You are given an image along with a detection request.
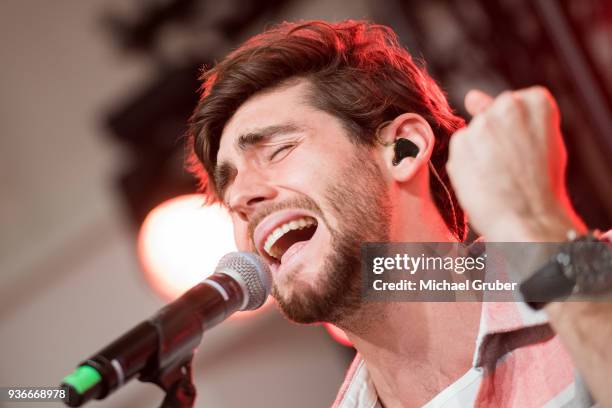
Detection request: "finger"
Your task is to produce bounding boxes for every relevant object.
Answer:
[465,89,494,117]
[520,86,560,127]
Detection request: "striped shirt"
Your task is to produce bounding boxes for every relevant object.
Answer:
[331,234,612,408]
[332,302,593,407]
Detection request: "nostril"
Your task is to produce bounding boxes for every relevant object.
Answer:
[247,196,266,206]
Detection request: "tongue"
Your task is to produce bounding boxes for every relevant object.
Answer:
[280,241,309,264]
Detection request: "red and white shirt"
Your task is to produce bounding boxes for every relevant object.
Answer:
[332,300,592,407]
[331,232,612,408]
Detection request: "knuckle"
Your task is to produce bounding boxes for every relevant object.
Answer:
[470,112,489,130]
[499,90,515,100]
[497,91,515,105]
[527,85,554,107]
[495,91,520,115]
[529,85,551,98]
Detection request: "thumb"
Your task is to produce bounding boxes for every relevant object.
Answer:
[465,89,494,117]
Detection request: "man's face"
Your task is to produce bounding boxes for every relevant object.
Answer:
[216,81,391,324]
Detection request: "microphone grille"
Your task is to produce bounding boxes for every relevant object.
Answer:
[215,252,272,310]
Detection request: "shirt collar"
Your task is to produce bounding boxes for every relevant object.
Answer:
[333,300,552,407]
[333,238,558,407]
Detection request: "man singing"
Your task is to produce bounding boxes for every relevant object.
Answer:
[187,21,610,407]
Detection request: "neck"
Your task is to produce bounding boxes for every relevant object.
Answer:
[390,186,458,243]
[340,198,480,407]
[344,301,480,407]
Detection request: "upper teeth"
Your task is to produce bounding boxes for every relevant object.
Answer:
[263,217,317,259]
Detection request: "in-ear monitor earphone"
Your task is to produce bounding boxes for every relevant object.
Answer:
[392,138,419,166]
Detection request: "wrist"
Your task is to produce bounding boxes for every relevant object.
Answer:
[485,205,586,242]
[545,301,612,327]
[545,300,580,320]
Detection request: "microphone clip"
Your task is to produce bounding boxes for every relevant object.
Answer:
[139,354,197,408]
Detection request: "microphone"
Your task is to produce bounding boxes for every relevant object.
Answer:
[60,252,271,407]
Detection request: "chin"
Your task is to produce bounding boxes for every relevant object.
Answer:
[271,245,363,326]
[271,262,325,319]
[275,258,323,292]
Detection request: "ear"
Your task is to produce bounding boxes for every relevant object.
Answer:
[378,113,435,183]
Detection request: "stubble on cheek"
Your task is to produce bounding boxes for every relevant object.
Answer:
[272,147,391,325]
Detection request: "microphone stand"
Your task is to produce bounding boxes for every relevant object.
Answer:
[138,293,204,408]
[61,253,267,408]
[140,354,197,408]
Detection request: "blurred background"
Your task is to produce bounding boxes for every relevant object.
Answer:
[0,0,610,407]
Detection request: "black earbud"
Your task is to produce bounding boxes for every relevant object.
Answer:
[392,138,419,166]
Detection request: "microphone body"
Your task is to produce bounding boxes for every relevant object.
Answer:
[61,252,270,407]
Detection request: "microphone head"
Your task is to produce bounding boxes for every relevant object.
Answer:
[215,252,272,310]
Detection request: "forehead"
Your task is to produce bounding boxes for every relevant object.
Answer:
[218,81,313,157]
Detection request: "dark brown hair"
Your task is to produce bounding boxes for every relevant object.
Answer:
[187,20,467,240]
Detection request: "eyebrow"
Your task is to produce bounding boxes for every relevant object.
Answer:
[236,123,304,150]
[213,122,305,200]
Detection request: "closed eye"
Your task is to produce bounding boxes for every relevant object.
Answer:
[269,144,296,161]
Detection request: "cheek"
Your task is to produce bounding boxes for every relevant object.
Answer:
[276,148,338,193]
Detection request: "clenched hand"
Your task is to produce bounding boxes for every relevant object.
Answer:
[446,87,586,241]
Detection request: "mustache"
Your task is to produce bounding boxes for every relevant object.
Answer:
[247,195,325,249]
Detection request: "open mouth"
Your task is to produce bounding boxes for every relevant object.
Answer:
[256,215,319,265]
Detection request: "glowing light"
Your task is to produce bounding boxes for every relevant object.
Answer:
[138,194,237,301]
[324,323,353,347]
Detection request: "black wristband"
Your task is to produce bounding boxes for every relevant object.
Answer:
[519,260,575,310]
[520,231,612,310]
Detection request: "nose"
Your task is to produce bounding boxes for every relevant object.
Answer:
[227,169,277,221]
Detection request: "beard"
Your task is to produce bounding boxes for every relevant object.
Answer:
[270,148,391,326]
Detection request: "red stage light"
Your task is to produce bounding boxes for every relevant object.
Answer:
[137,194,274,318]
[138,194,237,300]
